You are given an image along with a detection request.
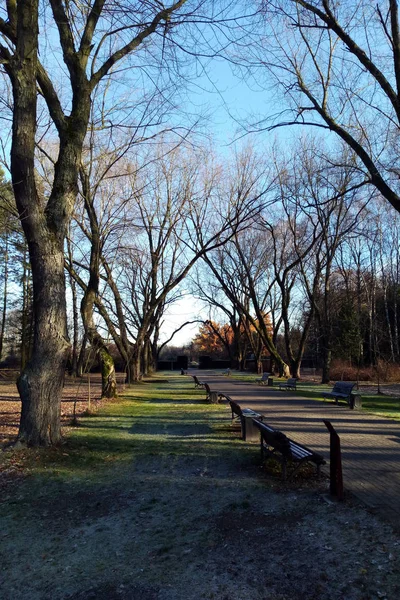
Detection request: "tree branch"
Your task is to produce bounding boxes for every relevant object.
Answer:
[79,0,105,68]
[90,0,187,88]
[295,0,400,121]
[157,319,202,355]
[49,0,79,79]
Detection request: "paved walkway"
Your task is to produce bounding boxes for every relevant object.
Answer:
[194,372,400,527]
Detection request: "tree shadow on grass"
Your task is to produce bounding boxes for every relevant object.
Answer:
[146,398,207,405]
[75,417,224,439]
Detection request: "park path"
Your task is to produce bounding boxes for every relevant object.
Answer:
[194,371,400,526]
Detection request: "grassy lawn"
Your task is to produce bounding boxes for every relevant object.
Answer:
[0,375,228,486]
[1,373,400,600]
[0,374,264,599]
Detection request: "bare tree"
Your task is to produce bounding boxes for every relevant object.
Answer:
[189,264,250,369]
[69,142,265,382]
[200,215,292,375]
[0,0,229,445]
[285,146,369,381]
[248,1,400,213]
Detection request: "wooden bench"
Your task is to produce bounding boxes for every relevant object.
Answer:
[323,381,356,405]
[278,378,297,391]
[255,372,270,385]
[222,368,231,376]
[217,391,231,403]
[0,369,19,380]
[252,419,325,480]
[203,382,227,404]
[228,399,262,441]
[191,374,205,388]
[228,398,261,422]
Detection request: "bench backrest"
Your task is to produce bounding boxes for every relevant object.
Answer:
[331,381,356,395]
[229,399,242,417]
[253,420,325,466]
[256,373,270,381]
[204,382,211,394]
[253,420,292,458]
[193,375,200,385]
[287,378,297,386]
[220,393,232,403]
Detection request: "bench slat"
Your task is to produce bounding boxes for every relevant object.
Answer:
[252,419,325,479]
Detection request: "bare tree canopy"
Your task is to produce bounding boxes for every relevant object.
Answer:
[0,0,252,446]
[238,1,400,213]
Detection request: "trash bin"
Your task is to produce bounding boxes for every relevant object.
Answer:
[209,391,219,404]
[349,392,362,410]
[241,411,262,442]
[267,377,274,387]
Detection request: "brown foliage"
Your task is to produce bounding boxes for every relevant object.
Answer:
[192,322,230,357]
[329,359,400,382]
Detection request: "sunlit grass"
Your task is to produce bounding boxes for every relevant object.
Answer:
[0,373,241,511]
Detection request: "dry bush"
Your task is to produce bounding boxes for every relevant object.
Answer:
[329,359,400,382]
[373,361,400,382]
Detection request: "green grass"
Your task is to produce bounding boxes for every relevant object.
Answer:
[2,369,399,514]
[0,375,271,599]
[349,394,400,419]
[0,374,243,509]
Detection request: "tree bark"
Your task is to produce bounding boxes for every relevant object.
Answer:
[77,333,87,377]
[66,233,79,375]
[17,234,69,445]
[20,246,30,370]
[81,287,117,399]
[8,0,64,445]
[0,233,9,361]
[128,351,142,384]
[129,333,145,382]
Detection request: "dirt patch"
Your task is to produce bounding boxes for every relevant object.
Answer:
[64,583,160,600]
[0,373,126,447]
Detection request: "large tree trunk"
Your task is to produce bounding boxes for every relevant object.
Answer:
[5,0,179,446]
[320,294,332,384]
[128,331,146,382]
[10,3,93,444]
[77,333,88,377]
[9,0,67,445]
[98,346,117,399]
[20,247,31,370]
[321,339,332,384]
[128,351,142,384]
[17,235,69,445]
[81,287,117,399]
[142,339,150,376]
[290,360,301,380]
